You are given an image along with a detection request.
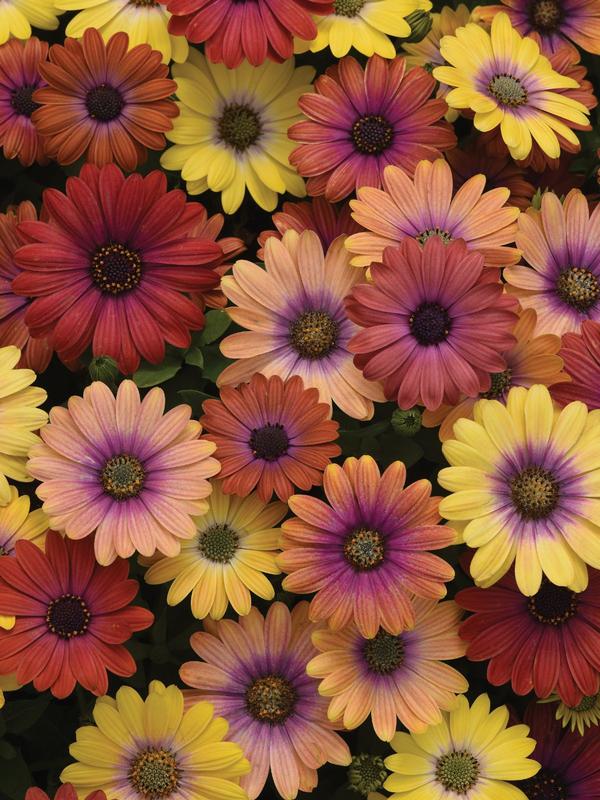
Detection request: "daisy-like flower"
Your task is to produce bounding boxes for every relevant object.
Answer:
[308,597,467,740]
[505,189,600,337]
[61,681,250,800]
[26,787,107,800]
[289,55,455,203]
[542,692,600,735]
[0,531,153,698]
[345,158,521,268]
[0,1,59,45]
[218,231,385,420]
[438,384,600,595]
[553,320,600,408]
[434,12,590,161]
[32,28,178,171]
[161,50,314,214]
[346,238,518,411]
[180,602,351,800]
[201,374,341,502]
[347,755,388,797]
[28,380,220,565]
[56,0,188,64]
[279,455,456,638]
[0,673,19,709]
[12,164,223,376]
[422,307,568,440]
[143,480,285,619]
[384,694,540,799]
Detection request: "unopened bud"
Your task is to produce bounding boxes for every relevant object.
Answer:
[403,10,433,43]
[391,407,422,437]
[89,355,119,386]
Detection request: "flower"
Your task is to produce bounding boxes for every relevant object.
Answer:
[201,374,341,503]
[347,754,388,796]
[279,455,456,638]
[0,530,153,698]
[0,673,19,709]
[26,783,107,800]
[12,163,223,375]
[542,692,600,735]
[0,202,53,372]
[143,480,285,619]
[552,320,600,408]
[61,680,250,800]
[0,344,47,506]
[505,189,600,336]
[346,237,518,411]
[28,380,220,565]
[56,0,188,64]
[434,12,590,161]
[307,597,467,740]
[32,28,178,170]
[345,158,521,268]
[161,50,314,213]
[422,307,569,440]
[383,694,539,798]
[438,384,600,595]
[218,231,385,420]
[180,602,351,800]
[289,55,455,203]
[0,1,59,45]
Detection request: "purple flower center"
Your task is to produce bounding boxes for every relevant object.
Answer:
[289,310,339,360]
[480,369,512,399]
[344,527,385,571]
[352,115,394,155]
[510,466,559,520]
[249,423,289,462]
[435,750,480,794]
[520,768,567,799]
[86,83,125,122]
[530,0,562,32]
[363,629,405,674]
[218,103,262,152]
[556,267,600,312]
[245,674,297,724]
[409,302,451,346]
[101,454,145,500]
[488,75,528,107]
[46,593,91,638]
[198,523,239,563]
[527,580,578,626]
[10,86,39,117]
[129,748,180,798]
[91,243,142,295]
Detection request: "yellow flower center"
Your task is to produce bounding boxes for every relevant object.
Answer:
[289,310,339,360]
[129,749,180,798]
[92,243,142,295]
[435,750,480,794]
[344,528,385,571]
[333,0,365,16]
[527,579,577,626]
[352,115,394,155]
[488,74,528,107]
[245,675,297,724]
[556,267,600,312]
[198,523,239,563]
[510,466,559,519]
[218,103,262,152]
[101,454,146,500]
[46,594,91,639]
[531,0,562,31]
[363,630,405,674]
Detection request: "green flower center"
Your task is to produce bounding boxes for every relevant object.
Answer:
[556,267,600,312]
[289,310,339,360]
[46,593,91,639]
[435,750,480,794]
[481,369,512,399]
[344,528,385,571]
[91,243,142,295]
[416,227,453,245]
[410,302,451,346]
[363,630,405,674]
[218,103,262,152]
[520,768,567,800]
[352,115,394,155]
[510,466,559,520]
[488,74,528,107]
[571,692,599,713]
[101,454,145,500]
[348,754,388,796]
[528,579,578,626]
[198,523,239,563]
[86,83,124,122]
[245,675,297,724]
[10,86,39,117]
[531,0,562,31]
[249,423,289,462]
[129,748,180,798]
[129,0,159,5]
[334,0,365,16]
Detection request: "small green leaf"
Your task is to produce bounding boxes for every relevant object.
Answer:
[133,352,182,388]
[3,695,50,734]
[198,310,231,345]
[184,346,204,369]
[177,389,214,416]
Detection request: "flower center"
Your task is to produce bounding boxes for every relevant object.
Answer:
[10,86,39,117]
[530,0,562,31]
[352,115,394,155]
[245,675,297,724]
[334,0,365,15]
[488,74,528,107]
[128,0,159,6]
[409,302,451,346]
[218,103,262,152]
[101,454,145,500]
[249,423,289,462]
[0,543,11,556]
[572,692,599,712]
[520,768,567,800]
[510,466,559,520]
[556,267,600,312]
[86,84,124,122]
[129,748,180,798]
[481,369,513,399]
[46,593,91,638]
[344,528,385,571]
[348,754,388,796]
[363,629,405,674]
[91,243,142,295]
[289,310,339,360]
[528,579,577,625]
[435,750,480,794]
[198,523,239,563]
[416,227,453,245]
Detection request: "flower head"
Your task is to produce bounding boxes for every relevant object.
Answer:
[347,754,388,796]
[25,786,107,800]
[552,320,600,408]
[542,692,600,735]
[0,1,59,45]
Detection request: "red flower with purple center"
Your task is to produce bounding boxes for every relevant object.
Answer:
[553,319,600,409]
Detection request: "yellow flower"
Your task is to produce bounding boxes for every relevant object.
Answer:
[0,674,20,709]
[55,0,188,64]
[0,0,60,45]
[161,51,313,214]
[384,694,539,799]
[142,480,285,619]
[541,693,600,736]
[61,680,250,800]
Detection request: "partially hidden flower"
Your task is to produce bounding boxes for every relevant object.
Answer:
[25,785,108,800]
[0,1,60,46]
[552,319,600,408]
[541,692,600,736]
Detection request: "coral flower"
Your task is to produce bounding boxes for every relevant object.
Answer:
[439,384,600,595]
[180,602,351,800]
[26,786,107,800]
[0,1,59,45]
[289,55,455,203]
[553,320,600,408]
[218,231,385,420]
[346,237,518,411]
[0,531,153,698]
[28,380,220,565]
[279,455,456,638]
[346,158,521,268]
[201,373,341,503]
[308,597,467,740]
[543,692,600,735]
[12,164,223,375]
[32,28,178,170]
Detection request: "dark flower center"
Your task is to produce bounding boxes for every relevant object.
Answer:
[129,748,180,798]
[128,0,159,6]
[0,543,11,556]
[572,692,599,712]
[344,527,385,571]
[249,423,289,462]
[198,523,239,563]
[101,454,145,500]
[246,674,297,724]
[348,754,388,796]
[520,768,567,800]
[86,84,125,122]
[556,267,600,312]
[435,751,480,794]
[334,0,365,15]
[10,86,39,117]
[363,629,405,674]
[510,466,559,520]
[46,593,91,638]
[416,227,453,245]
[528,579,577,625]
[352,115,394,155]
[218,103,262,152]
[410,302,451,346]
[530,0,562,31]
[488,75,528,107]
[91,243,142,295]
[289,310,339,359]
[481,369,513,399]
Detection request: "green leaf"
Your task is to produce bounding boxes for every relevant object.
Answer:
[177,389,214,416]
[3,695,50,734]
[133,352,182,388]
[184,346,204,369]
[0,750,31,800]
[197,310,231,345]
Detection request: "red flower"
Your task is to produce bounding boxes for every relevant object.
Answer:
[552,320,600,409]
[26,786,108,800]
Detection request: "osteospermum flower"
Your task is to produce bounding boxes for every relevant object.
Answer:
[61,681,250,800]
[143,480,285,619]
[347,755,388,797]
[543,692,600,735]
[505,189,600,336]
[26,787,107,800]
[434,13,590,161]
[13,164,223,375]
[161,50,313,213]
[32,29,178,171]
[0,531,153,698]
[279,455,456,638]
[308,597,467,740]
[384,694,539,798]
[553,320,600,408]
[0,673,18,709]
[345,158,521,268]
[180,602,351,800]
[346,238,518,411]
[289,55,455,202]
[201,374,341,502]
[438,384,600,595]
[0,1,59,45]
[28,380,220,565]
[218,231,385,420]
